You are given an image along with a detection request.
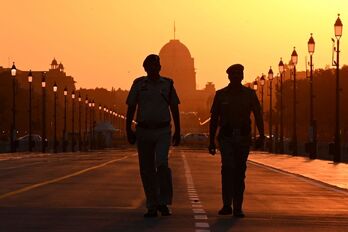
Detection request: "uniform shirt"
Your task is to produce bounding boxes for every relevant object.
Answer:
[126,76,180,124]
[210,83,261,134]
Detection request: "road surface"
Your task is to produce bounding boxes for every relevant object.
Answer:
[0,148,347,231]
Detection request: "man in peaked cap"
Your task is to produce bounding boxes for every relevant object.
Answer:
[209,64,264,218]
[126,54,181,218]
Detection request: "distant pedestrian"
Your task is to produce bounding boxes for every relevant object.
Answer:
[126,54,181,218]
[208,64,264,218]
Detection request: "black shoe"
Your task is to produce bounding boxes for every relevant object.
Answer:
[233,210,245,218]
[218,206,232,215]
[157,205,172,216]
[144,209,158,218]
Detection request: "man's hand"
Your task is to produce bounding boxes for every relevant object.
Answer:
[126,129,136,145]
[172,131,180,146]
[208,143,216,155]
[254,135,265,149]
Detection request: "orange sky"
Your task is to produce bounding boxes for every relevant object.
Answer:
[0,0,347,90]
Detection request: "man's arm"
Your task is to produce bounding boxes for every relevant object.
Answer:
[126,105,136,144]
[251,91,264,137]
[170,103,180,146]
[209,93,219,155]
[251,91,265,148]
[126,105,136,131]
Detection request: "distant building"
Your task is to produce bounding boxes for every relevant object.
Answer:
[159,39,215,114]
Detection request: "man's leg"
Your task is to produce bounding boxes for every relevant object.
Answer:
[137,135,158,214]
[218,137,234,215]
[155,128,172,215]
[232,146,249,217]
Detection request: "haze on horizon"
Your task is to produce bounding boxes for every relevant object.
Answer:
[0,0,347,91]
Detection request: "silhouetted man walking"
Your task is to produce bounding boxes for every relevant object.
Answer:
[209,64,264,218]
[126,54,181,217]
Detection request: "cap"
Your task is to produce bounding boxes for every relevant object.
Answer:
[226,64,244,75]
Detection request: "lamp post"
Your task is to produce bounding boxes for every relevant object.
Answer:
[89,102,92,150]
[71,90,75,152]
[53,83,58,153]
[28,70,33,152]
[41,72,46,153]
[268,67,274,153]
[260,74,265,116]
[85,97,89,151]
[333,14,343,162]
[63,87,68,152]
[308,33,317,159]
[332,14,343,161]
[91,100,95,150]
[10,62,17,153]
[78,93,82,151]
[99,105,102,122]
[291,47,298,155]
[253,80,258,142]
[278,58,285,154]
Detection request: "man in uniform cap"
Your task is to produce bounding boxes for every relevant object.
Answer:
[126,54,181,218]
[209,63,264,218]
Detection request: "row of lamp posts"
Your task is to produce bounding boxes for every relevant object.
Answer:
[253,14,343,162]
[9,66,127,153]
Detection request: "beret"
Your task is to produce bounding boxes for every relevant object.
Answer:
[226,64,244,74]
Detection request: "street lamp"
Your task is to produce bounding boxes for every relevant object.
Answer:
[91,100,95,149]
[291,47,298,155]
[278,58,285,154]
[268,67,274,153]
[308,33,317,159]
[252,80,258,142]
[78,93,82,151]
[268,67,273,153]
[41,72,46,153]
[333,14,343,162]
[63,87,68,152]
[28,70,33,152]
[10,62,17,153]
[99,104,102,122]
[53,82,58,153]
[71,90,75,152]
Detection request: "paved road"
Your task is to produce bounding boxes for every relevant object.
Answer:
[0,148,347,232]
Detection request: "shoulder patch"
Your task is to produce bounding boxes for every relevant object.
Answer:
[162,76,173,83]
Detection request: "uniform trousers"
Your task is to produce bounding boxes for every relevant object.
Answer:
[218,135,250,211]
[136,126,173,210]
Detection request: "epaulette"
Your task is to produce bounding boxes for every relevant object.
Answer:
[133,76,146,84]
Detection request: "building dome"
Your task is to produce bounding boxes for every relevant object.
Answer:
[159,39,196,98]
[51,58,58,66]
[58,62,64,70]
[160,39,192,60]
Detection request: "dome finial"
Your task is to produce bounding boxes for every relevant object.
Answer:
[174,20,176,40]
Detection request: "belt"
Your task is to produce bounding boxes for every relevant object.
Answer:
[137,121,170,129]
[220,126,250,136]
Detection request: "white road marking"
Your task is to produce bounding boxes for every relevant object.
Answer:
[182,153,211,232]
[195,222,210,228]
[194,215,208,220]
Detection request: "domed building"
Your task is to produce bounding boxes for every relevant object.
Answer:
[159,39,215,126]
[159,39,196,98]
